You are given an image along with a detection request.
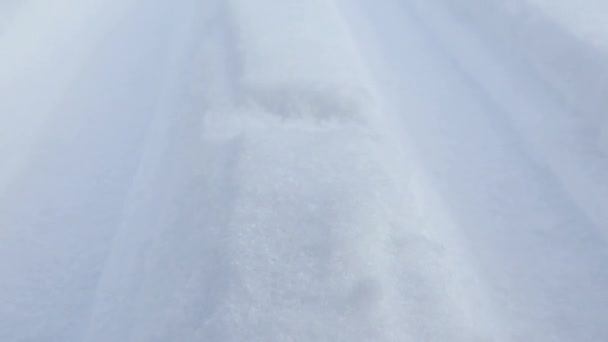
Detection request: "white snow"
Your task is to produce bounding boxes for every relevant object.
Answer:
[529,0,608,50]
[0,0,607,341]
[227,0,370,120]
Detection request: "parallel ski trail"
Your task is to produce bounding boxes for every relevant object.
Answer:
[0,1,190,340]
[342,0,608,340]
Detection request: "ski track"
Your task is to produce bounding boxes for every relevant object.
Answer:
[0,0,607,341]
[342,0,608,340]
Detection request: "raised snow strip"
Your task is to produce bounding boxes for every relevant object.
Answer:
[226,0,371,121]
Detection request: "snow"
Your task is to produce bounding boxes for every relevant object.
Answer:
[0,0,607,341]
[227,0,370,121]
[529,0,608,50]
[425,0,608,236]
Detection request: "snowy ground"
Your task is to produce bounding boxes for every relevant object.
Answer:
[1,0,607,341]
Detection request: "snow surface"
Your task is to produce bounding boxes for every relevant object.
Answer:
[0,0,607,341]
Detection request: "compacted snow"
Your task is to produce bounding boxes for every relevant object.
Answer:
[1,0,607,341]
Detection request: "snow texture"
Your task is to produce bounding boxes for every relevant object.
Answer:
[0,0,607,341]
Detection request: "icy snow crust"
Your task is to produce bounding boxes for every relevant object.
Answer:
[0,0,607,341]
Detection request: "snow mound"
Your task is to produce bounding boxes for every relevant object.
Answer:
[228,0,371,120]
